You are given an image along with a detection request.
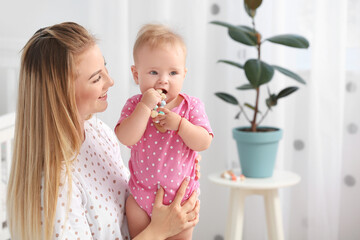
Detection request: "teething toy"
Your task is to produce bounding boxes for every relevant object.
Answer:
[220,170,246,182]
[151,89,167,118]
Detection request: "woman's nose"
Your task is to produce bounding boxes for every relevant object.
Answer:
[105,72,114,87]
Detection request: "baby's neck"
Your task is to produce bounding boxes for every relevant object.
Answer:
[165,94,184,110]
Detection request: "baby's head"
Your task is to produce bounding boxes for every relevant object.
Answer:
[132,24,188,102]
[133,24,187,64]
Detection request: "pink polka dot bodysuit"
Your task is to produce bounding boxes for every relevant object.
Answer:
[117,93,213,216]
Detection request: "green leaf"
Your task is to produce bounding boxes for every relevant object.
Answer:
[228,25,257,46]
[273,65,306,84]
[215,92,239,105]
[266,94,278,108]
[244,103,255,110]
[210,20,237,29]
[244,2,256,18]
[245,0,262,10]
[237,84,254,90]
[244,59,274,87]
[235,110,242,119]
[218,60,244,69]
[210,21,257,46]
[265,34,309,48]
[244,103,262,114]
[277,86,299,99]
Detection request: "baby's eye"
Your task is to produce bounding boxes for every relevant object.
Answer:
[150,71,158,75]
[169,71,178,76]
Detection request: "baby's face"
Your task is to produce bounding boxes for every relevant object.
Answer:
[132,43,187,103]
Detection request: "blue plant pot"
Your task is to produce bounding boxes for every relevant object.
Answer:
[232,126,283,178]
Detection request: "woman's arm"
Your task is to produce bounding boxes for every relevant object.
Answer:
[133,177,200,240]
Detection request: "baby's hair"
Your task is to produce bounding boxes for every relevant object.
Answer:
[133,24,187,62]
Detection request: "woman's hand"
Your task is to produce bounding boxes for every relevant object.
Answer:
[135,177,200,240]
[195,154,201,180]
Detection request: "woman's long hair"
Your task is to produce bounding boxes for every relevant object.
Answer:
[6,22,95,240]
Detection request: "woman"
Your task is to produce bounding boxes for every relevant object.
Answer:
[6,22,199,240]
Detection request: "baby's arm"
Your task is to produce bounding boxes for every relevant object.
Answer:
[177,117,213,151]
[154,108,212,151]
[116,89,163,146]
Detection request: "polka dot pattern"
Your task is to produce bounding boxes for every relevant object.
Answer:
[211,3,220,15]
[118,93,213,216]
[294,139,305,151]
[347,123,358,134]
[344,174,356,187]
[346,81,356,93]
[42,117,130,239]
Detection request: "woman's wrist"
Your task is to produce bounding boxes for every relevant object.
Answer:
[133,222,166,240]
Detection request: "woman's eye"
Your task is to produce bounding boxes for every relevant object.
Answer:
[150,71,157,75]
[170,71,177,76]
[93,75,101,83]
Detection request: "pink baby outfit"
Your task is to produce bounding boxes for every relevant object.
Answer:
[117,93,213,216]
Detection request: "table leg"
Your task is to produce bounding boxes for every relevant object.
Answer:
[225,189,246,240]
[264,189,284,240]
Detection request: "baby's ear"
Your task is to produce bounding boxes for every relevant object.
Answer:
[131,65,139,84]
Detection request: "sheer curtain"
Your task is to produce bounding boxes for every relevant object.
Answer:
[203,0,356,239]
[306,0,346,239]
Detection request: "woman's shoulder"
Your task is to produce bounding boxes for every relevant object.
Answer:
[84,116,119,147]
[86,116,117,135]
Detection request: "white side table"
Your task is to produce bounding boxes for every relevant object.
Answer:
[208,170,300,240]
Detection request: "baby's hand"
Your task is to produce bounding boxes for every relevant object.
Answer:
[153,108,181,131]
[141,88,162,110]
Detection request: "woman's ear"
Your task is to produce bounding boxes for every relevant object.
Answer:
[131,65,139,84]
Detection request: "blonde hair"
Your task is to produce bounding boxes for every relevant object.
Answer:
[133,24,187,62]
[6,22,95,240]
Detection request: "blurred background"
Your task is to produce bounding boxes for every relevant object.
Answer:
[1,0,359,239]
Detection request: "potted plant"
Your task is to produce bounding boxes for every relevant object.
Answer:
[211,0,309,178]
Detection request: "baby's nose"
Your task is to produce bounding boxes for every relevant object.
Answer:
[158,74,169,84]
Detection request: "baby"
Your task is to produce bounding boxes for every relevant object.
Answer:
[115,24,213,239]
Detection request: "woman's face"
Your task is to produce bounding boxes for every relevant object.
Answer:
[75,44,113,121]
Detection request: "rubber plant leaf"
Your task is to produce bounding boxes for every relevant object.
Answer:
[237,84,255,90]
[210,21,257,46]
[245,0,262,10]
[266,94,278,109]
[276,86,299,99]
[235,110,242,119]
[265,34,310,48]
[218,60,244,69]
[273,65,306,84]
[244,59,274,87]
[228,25,257,46]
[215,92,239,105]
[244,2,256,18]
